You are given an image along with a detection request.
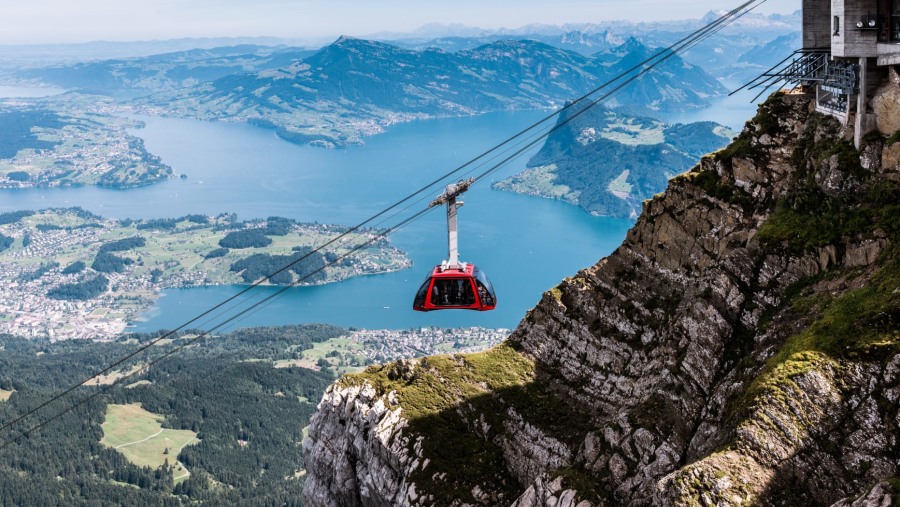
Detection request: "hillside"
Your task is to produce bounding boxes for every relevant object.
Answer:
[0,325,342,505]
[0,101,172,189]
[493,104,734,218]
[302,90,900,505]
[142,37,726,148]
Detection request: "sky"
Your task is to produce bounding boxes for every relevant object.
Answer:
[0,0,800,45]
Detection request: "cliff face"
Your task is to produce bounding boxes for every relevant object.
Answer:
[302,91,900,506]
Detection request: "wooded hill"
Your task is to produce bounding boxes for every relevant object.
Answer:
[0,324,344,506]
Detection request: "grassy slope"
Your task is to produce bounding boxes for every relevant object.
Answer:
[101,403,197,481]
[342,343,599,504]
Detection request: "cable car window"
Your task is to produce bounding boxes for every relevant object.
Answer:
[413,278,430,309]
[476,281,494,306]
[474,268,495,294]
[432,278,475,306]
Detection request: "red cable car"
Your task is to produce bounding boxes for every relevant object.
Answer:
[413,178,497,312]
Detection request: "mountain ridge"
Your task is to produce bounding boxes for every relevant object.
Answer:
[493,104,734,218]
[141,37,726,148]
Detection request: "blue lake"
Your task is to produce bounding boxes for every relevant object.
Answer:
[0,82,760,331]
[0,110,636,331]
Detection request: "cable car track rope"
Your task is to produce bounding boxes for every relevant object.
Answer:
[0,0,767,451]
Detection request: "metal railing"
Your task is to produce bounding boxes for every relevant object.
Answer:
[731,49,859,102]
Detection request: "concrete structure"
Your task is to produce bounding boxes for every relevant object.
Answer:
[803,0,900,145]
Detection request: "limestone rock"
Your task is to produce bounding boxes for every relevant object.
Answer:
[883,142,900,173]
[872,82,900,135]
[830,481,897,507]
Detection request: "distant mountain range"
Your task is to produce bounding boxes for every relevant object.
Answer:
[369,10,799,42]
[494,103,733,218]
[138,37,726,147]
[5,10,800,149]
[19,45,316,98]
[382,11,800,83]
[0,37,320,69]
[2,10,799,83]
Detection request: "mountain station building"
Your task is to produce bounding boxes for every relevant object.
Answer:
[800,0,900,145]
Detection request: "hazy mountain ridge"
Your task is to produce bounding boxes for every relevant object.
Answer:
[373,10,799,42]
[17,45,316,98]
[380,10,800,79]
[140,37,726,148]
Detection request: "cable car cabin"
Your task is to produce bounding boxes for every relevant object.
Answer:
[413,178,497,311]
[413,263,497,311]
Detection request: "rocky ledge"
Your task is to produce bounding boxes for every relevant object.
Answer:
[303,90,900,506]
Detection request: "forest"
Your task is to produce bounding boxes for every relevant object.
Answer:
[218,228,273,249]
[0,233,12,252]
[98,236,147,253]
[0,324,345,506]
[45,275,109,300]
[0,210,34,225]
[91,252,134,273]
[230,247,327,284]
[0,109,65,159]
[135,214,209,231]
[62,260,87,274]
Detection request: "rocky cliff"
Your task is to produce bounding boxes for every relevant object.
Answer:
[302,90,900,506]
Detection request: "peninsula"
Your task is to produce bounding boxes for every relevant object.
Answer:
[0,209,410,340]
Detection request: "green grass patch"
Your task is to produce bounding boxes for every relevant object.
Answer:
[757,181,899,253]
[553,466,608,504]
[101,403,166,448]
[718,134,762,160]
[285,336,364,374]
[342,344,533,504]
[816,139,867,180]
[600,119,665,145]
[716,93,796,162]
[887,130,900,146]
[886,477,900,504]
[677,167,753,208]
[607,169,632,197]
[124,380,153,389]
[101,403,197,475]
[736,257,900,419]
